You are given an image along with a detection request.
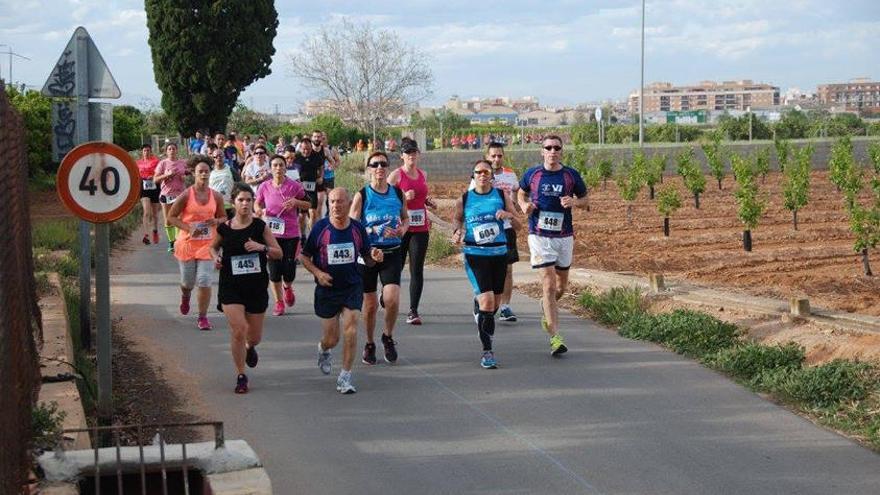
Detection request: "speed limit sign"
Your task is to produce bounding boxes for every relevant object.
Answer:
[56,142,140,223]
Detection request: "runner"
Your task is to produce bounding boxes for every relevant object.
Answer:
[312,130,339,217]
[167,156,227,331]
[388,138,436,325]
[452,160,516,368]
[207,145,235,218]
[294,137,324,233]
[136,143,161,245]
[210,183,282,394]
[300,188,385,394]
[153,143,188,252]
[349,151,409,365]
[517,135,587,356]
[255,155,310,316]
[242,144,271,187]
[468,142,522,322]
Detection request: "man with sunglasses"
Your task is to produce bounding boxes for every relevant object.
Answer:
[242,144,271,186]
[517,135,587,356]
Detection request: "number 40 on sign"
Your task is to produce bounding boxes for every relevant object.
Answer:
[56,141,141,223]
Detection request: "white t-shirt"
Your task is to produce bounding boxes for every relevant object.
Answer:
[243,161,269,183]
[209,167,235,205]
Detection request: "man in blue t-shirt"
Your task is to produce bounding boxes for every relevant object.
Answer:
[517,135,588,357]
[301,188,384,394]
[189,131,204,155]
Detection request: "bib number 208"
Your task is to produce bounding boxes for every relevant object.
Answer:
[79,165,120,196]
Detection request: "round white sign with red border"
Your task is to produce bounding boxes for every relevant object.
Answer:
[56,141,140,223]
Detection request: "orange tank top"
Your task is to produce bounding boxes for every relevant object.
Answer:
[174,187,220,261]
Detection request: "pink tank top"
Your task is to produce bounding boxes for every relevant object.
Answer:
[397,168,430,233]
[174,187,220,261]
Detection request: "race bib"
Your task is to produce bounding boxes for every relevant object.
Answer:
[142,179,157,191]
[164,194,177,203]
[473,222,500,245]
[538,211,564,232]
[408,209,426,227]
[231,253,260,275]
[266,216,285,235]
[190,222,213,241]
[328,242,355,265]
[285,169,300,181]
[303,181,316,192]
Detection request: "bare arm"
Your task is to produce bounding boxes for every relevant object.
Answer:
[260,224,283,261]
[451,196,464,244]
[349,192,363,220]
[299,252,333,287]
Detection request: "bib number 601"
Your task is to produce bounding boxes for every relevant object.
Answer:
[79,165,120,196]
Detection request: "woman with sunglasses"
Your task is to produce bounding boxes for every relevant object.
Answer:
[388,138,436,325]
[208,143,235,218]
[242,144,271,187]
[255,154,311,316]
[452,160,517,369]
[349,151,409,366]
[210,183,282,394]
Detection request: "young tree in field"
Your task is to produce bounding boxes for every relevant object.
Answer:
[754,146,771,183]
[829,136,855,193]
[782,144,813,230]
[676,147,706,208]
[145,1,278,133]
[774,137,791,173]
[563,142,589,176]
[657,186,682,237]
[288,19,433,139]
[581,166,602,212]
[616,156,645,225]
[652,153,669,183]
[644,152,663,199]
[594,153,614,190]
[731,155,766,251]
[842,145,879,275]
[701,134,726,190]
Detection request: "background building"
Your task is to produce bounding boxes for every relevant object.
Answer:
[629,80,780,115]
[817,78,880,115]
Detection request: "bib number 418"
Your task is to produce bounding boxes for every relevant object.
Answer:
[79,165,120,196]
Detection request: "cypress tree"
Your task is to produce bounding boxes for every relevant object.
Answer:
[145,1,278,133]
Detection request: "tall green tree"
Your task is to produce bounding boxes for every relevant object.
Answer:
[145,1,278,134]
[113,105,147,151]
[7,87,52,177]
[701,134,725,190]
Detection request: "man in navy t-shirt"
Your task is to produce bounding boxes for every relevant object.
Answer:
[300,188,384,394]
[517,134,587,357]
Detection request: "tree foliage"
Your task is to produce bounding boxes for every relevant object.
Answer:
[701,134,725,190]
[731,155,766,231]
[782,144,812,230]
[657,186,682,218]
[7,87,53,177]
[718,113,771,141]
[113,105,147,151]
[676,147,706,208]
[289,19,433,133]
[145,1,278,134]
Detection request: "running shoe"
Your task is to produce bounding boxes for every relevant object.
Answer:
[180,294,191,316]
[362,342,377,365]
[406,310,422,325]
[381,334,398,363]
[234,374,248,394]
[318,343,332,375]
[336,371,357,394]
[142,234,150,245]
[152,230,160,244]
[167,241,174,253]
[473,298,480,324]
[197,315,212,331]
[246,345,258,368]
[550,334,568,356]
[480,351,497,369]
[272,300,284,316]
[283,286,295,307]
[499,306,517,322]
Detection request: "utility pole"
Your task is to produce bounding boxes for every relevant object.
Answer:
[0,45,31,87]
[638,0,646,147]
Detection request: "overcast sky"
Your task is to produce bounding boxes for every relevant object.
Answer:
[1,0,878,113]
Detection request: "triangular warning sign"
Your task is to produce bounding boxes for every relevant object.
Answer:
[41,26,121,99]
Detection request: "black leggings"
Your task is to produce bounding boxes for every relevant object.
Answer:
[401,231,429,312]
[268,237,299,284]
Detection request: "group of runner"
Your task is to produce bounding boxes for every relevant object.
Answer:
[137,132,586,395]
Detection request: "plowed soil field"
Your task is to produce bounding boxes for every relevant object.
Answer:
[431,170,880,317]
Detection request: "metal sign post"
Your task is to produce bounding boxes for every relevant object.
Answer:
[43,26,122,424]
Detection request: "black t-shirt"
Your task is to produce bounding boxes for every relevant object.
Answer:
[295,153,323,182]
[218,218,268,283]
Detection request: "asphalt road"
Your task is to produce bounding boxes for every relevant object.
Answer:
[111,238,880,495]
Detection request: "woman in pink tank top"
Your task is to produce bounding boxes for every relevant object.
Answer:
[168,157,227,331]
[388,138,437,325]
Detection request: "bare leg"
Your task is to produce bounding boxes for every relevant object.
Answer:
[382,284,400,337]
[140,198,153,236]
[555,269,569,301]
[362,292,378,343]
[320,315,341,351]
[245,312,265,348]
[540,266,559,336]
[340,308,360,371]
[270,281,283,303]
[223,304,249,374]
[197,287,211,315]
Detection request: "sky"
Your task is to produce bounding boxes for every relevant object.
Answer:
[1,0,879,114]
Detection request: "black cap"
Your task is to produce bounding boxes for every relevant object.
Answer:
[401,140,419,154]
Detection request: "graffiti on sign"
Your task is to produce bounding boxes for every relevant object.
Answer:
[45,50,76,97]
[51,101,76,162]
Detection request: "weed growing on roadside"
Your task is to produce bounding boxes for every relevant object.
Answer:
[426,227,457,263]
[620,309,739,358]
[578,286,645,326]
[32,401,67,452]
[757,359,876,409]
[705,342,805,383]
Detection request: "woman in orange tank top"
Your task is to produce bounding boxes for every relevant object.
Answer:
[168,156,227,330]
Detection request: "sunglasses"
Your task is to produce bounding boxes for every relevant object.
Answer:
[543,145,563,151]
[254,151,266,155]
[473,169,492,176]
[368,161,389,168]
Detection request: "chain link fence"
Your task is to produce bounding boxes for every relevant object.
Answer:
[0,86,43,494]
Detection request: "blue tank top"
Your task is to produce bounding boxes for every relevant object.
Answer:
[361,185,403,249]
[462,188,508,257]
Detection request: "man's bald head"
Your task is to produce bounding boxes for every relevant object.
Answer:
[328,187,351,220]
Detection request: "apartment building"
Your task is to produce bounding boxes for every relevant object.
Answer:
[817,78,880,115]
[629,80,780,115]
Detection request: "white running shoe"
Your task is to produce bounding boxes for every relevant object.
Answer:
[318,343,332,375]
[336,371,357,394]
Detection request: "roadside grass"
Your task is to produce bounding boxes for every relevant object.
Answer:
[426,228,457,264]
[576,285,880,451]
